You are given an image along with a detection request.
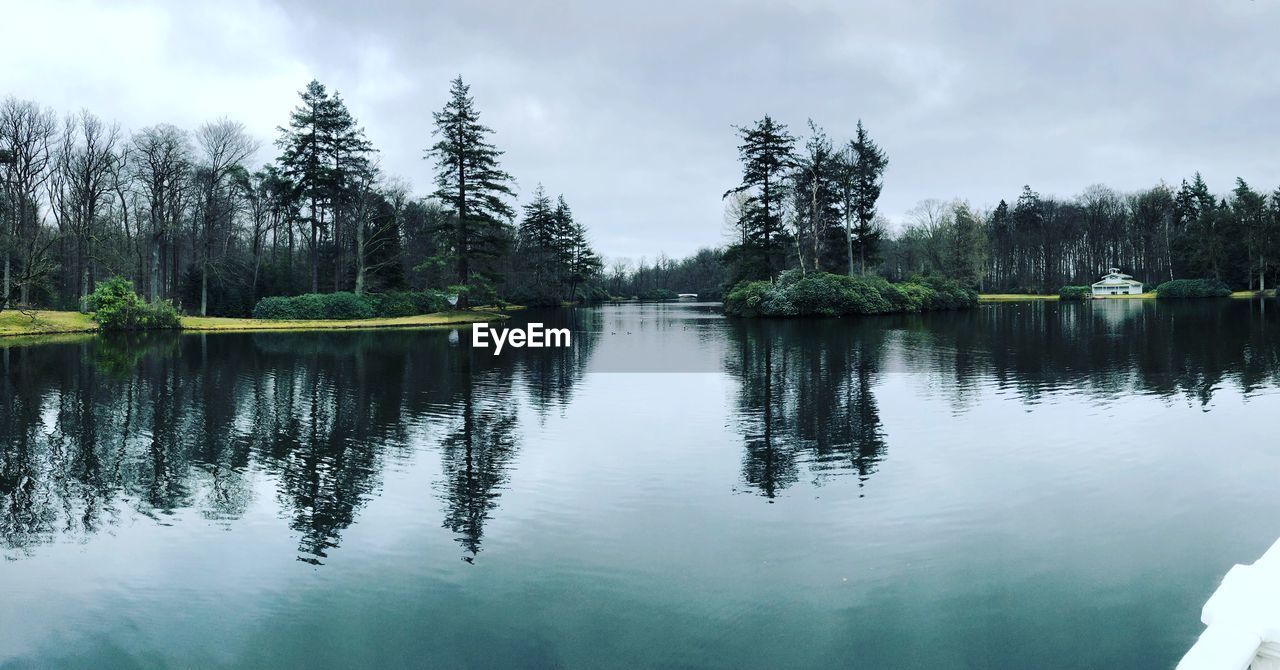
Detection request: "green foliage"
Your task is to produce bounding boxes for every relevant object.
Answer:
[725,115,797,280]
[322,292,374,320]
[251,296,297,320]
[722,280,773,318]
[638,287,678,301]
[365,290,451,317]
[1059,286,1092,300]
[86,276,181,330]
[251,290,451,320]
[1155,278,1232,299]
[723,270,977,318]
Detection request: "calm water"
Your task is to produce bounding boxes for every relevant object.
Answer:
[2,300,1279,668]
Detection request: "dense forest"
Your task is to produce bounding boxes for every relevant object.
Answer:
[0,77,605,316]
[719,115,1280,294]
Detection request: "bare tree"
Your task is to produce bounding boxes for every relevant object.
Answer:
[0,97,57,309]
[194,118,258,315]
[48,110,121,307]
[131,124,192,301]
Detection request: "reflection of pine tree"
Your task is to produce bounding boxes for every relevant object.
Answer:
[439,353,519,559]
[736,337,798,499]
[728,321,887,498]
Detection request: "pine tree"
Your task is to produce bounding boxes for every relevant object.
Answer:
[326,92,375,292]
[845,120,888,275]
[559,198,601,302]
[426,77,515,307]
[724,115,795,281]
[516,184,558,298]
[277,80,335,293]
[793,120,842,273]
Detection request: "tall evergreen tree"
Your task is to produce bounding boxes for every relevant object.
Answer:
[516,184,559,299]
[425,76,515,307]
[325,92,375,292]
[724,115,795,282]
[277,80,335,293]
[558,197,601,301]
[1233,178,1270,291]
[844,120,889,275]
[793,120,842,273]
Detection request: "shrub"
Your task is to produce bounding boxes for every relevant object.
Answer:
[251,290,454,321]
[723,270,976,318]
[252,296,297,320]
[638,287,678,301]
[1059,285,1092,301]
[322,292,374,320]
[722,280,772,317]
[912,275,979,310]
[364,290,451,317]
[86,276,181,331]
[1155,278,1231,299]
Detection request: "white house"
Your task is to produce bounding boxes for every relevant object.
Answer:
[1091,268,1144,296]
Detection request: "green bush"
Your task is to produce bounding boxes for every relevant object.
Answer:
[252,296,297,320]
[86,276,181,331]
[251,290,453,321]
[1059,285,1092,301]
[723,271,976,318]
[722,280,773,317]
[1155,278,1231,299]
[321,292,374,320]
[638,287,678,301]
[364,290,451,317]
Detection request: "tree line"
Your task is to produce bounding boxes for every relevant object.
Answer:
[0,77,605,315]
[702,113,1279,295]
[882,176,1280,293]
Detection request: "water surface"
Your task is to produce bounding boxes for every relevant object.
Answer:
[2,300,1278,668]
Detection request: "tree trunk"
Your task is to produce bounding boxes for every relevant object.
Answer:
[456,161,469,309]
[310,220,318,293]
[354,217,365,296]
[200,260,208,316]
[150,237,161,303]
[844,207,855,277]
[2,251,9,309]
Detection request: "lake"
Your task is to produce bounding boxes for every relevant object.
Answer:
[2,299,1278,668]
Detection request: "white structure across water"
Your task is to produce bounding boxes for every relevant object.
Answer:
[1092,268,1144,296]
[1179,537,1280,669]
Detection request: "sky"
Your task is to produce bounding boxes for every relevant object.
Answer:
[3,0,1280,263]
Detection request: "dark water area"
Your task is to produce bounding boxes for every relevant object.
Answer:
[2,299,1278,668]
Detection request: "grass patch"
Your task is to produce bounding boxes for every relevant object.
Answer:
[0,310,99,336]
[979,294,1060,302]
[179,310,505,332]
[1,309,506,339]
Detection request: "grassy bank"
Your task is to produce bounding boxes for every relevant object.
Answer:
[980,292,1160,301]
[0,309,505,339]
[979,294,1060,302]
[982,290,1276,302]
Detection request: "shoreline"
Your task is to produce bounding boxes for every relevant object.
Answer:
[980,290,1276,302]
[0,309,506,341]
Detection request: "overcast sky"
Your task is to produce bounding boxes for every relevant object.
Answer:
[3,0,1279,262]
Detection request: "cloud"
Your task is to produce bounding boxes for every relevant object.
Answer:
[5,0,1280,261]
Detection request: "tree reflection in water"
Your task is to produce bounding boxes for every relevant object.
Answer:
[2,300,1278,559]
[0,325,594,564]
[726,319,888,499]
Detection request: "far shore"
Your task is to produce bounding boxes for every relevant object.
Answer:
[0,309,506,340]
[979,290,1275,302]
